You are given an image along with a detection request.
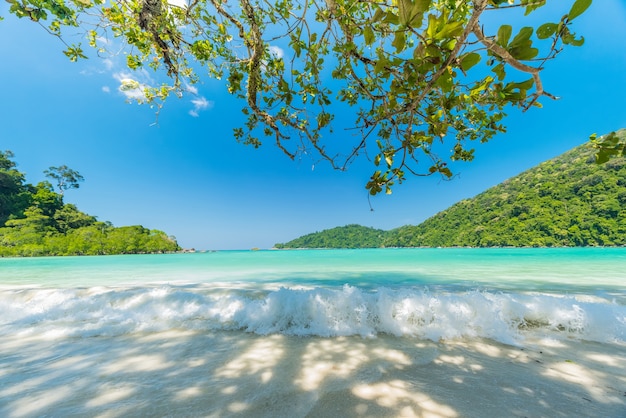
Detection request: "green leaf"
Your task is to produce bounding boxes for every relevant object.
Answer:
[426,13,438,39]
[372,8,385,23]
[509,27,533,50]
[496,25,512,47]
[278,78,289,92]
[595,150,611,164]
[88,30,98,47]
[317,112,332,128]
[392,31,406,53]
[190,40,214,61]
[524,0,546,15]
[398,0,413,26]
[564,34,585,46]
[126,54,142,69]
[374,56,388,74]
[410,0,431,26]
[435,21,464,41]
[492,63,505,81]
[436,69,453,92]
[292,42,301,57]
[364,26,375,46]
[63,44,88,62]
[536,23,557,39]
[460,52,481,71]
[385,10,399,26]
[508,27,538,60]
[398,0,430,27]
[515,78,534,90]
[591,131,626,163]
[569,0,592,21]
[503,78,534,100]
[510,45,539,60]
[439,167,452,178]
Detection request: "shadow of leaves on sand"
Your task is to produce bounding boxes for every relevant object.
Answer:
[1,330,625,418]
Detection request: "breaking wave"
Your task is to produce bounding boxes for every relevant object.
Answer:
[2,284,624,345]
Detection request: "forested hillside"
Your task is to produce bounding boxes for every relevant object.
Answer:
[0,151,180,256]
[277,131,626,248]
[386,135,626,247]
[275,224,387,249]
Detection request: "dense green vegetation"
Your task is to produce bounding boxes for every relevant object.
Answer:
[0,151,180,256]
[276,132,626,248]
[275,224,387,249]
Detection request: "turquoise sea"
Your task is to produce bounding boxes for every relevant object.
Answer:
[1,248,625,417]
[2,248,624,342]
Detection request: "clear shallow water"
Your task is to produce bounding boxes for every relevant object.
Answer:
[1,248,625,345]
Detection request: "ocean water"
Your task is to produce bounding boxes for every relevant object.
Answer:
[2,248,624,344]
[1,248,625,417]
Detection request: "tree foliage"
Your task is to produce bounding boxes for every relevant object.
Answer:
[277,131,626,248]
[4,0,592,193]
[44,165,85,196]
[0,151,180,256]
[0,150,31,225]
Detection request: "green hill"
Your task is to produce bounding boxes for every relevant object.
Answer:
[387,133,626,247]
[274,224,388,249]
[277,131,626,248]
[0,151,180,256]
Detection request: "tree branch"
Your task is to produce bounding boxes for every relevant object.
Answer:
[471,22,558,110]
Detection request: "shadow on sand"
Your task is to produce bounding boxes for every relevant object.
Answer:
[1,329,625,417]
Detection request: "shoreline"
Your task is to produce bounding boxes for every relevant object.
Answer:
[2,331,625,417]
[3,245,626,258]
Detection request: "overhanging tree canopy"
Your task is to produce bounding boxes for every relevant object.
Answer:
[5,0,593,193]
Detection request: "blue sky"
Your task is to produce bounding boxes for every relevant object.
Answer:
[1,1,625,250]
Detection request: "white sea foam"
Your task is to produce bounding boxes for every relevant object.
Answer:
[1,285,624,345]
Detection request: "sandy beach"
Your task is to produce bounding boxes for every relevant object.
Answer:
[1,330,625,417]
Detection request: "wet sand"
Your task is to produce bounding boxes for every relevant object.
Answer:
[1,330,625,417]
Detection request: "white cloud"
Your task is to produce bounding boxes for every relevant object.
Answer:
[167,0,188,8]
[269,45,284,59]
[103,58,114,71]
[102,86,111,93]
[79,56,115,76]
[189,96,214,117]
